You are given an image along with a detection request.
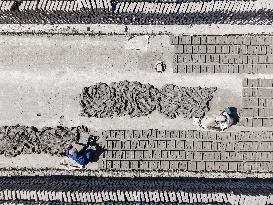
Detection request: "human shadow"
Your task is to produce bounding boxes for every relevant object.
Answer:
[87,135,107,163]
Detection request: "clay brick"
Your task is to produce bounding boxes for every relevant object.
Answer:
[178,36,191,44]
[149,161,160,170]
[161,150,169,159]
[258,108,273,117]
[228,162,238,171]
[259,79,273,87]
[169,151,179,159]
[239,108,258,118]
[157,130,166,138]
[206,45,216,54]
[262,118,273,127]
[196,161,206,171]
[133,130,142,139]
[175,45,183,53]
[177,64,187,73]
[205,161,214,171]
[230,45,241,54]
[257,88,273,97]
[169,161,179,169]
[183,45,193,53]
[142,129,157,139]
[242,97,259,108]
[192,45,206,53]
[135,151,143,159]
[185,141,194,150]
[185,151,194,160]
[191,36,201,45]
[125,151,134,159]
[242,78,248,87]
[187,161,197,171]
[139,161,149,170]
[160,161,169,170]
[214,162,228,171]
[248,78,260,87]
[192,65,201,73]
[112,161,121,169]
[177,161,187,170]
[242,88,253,97]
[206,36,217,44]
[170,35,179,45]
[129,160,139,169]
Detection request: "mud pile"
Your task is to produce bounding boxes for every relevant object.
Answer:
[158,84,217,119]
[80,81,217,119]
[80,81,159,118]
[0,125,85,157]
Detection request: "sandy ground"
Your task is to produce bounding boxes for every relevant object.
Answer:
[0,34,273,171]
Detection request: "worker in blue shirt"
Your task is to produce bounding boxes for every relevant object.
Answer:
[61,143,93,169]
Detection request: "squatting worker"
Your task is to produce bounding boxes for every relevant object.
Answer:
[60,143,93,169]
[207,108,234,132]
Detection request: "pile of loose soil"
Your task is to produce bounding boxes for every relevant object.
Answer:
[0,125,85,157]
[80,81,159,118]
[80,81,217,119]
[158,84,217,119]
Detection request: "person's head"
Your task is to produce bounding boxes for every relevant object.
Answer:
[64,143,73,151]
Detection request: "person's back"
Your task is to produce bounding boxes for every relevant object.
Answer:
[65,144,92,167]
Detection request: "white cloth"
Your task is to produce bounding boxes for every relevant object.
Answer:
[219,112,234,130]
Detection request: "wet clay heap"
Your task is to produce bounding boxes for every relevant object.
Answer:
[80,81,217,119]
[0,125,88,157]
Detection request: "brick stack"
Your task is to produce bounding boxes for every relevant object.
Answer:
[0,0,273,24]
[240,78,273,127]
[99,130,273,172]
[0,176,272,204]
[172,35,273,73]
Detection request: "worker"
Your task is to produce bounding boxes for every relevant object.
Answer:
[207,107,234,132]
[60,141,95,169]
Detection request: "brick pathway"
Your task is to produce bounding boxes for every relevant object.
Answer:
[98,130,273,172]
[172,35,273,73]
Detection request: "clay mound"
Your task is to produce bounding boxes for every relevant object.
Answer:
[0,125,40,157]
[80,80,160,118]
[39,126,80,156]
[80,81,217,119]
[158,85,217,119]
[0,125,85,157]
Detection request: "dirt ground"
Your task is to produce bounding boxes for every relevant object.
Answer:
[0,34,272,171]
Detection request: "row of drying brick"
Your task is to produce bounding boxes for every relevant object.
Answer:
[238,118,273,127]
[0,0,111,11]
[175,44,273,55]
[106,150,273,161]
[104,140,273,151]
[242,88,273,97]
[239,108,273,118]
[101,130,273,141]
[171,35,273,46]
[100,160,273,172]
[243,78,273,87]
[175,54,273,64]
[0,188,270,204]
[242,97,273,108]
[174,64,273,74]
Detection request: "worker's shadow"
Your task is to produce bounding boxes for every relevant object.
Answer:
[87,136,107,163]
[229,107,240,125]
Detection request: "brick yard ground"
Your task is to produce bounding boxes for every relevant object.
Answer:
[1,33,273,176]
